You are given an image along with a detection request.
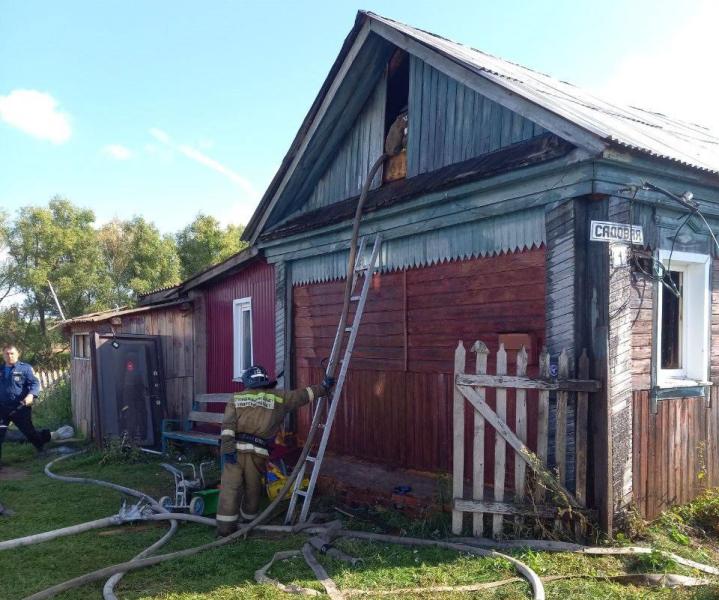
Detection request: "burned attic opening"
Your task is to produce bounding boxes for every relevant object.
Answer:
[383,49,409,183]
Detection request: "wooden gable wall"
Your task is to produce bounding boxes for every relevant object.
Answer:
[407,56,545,176]
[304,75,386,212]
[286,51,548,222]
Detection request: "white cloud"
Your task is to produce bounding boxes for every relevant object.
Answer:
[149,127,171,144]
[103,144,133,160]
[0,89,71,143]
[594,1,719,134]
[148,126,258,198]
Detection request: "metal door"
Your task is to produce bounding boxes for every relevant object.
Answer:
[94,335,164,446]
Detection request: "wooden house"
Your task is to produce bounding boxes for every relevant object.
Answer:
[63,248,276,445]
[242,11,719,531]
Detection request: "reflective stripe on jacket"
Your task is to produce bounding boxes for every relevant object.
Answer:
[220,384,326,456]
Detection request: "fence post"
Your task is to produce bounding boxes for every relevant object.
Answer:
[452,341,466,535]
[536,348,550,501]
[556,350,569,486]
[515,346,528,532]
[493,343,507,539]
[471,340,489,536]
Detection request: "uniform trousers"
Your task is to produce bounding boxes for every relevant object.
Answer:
[0,405,51,460]
[216,452,266,536]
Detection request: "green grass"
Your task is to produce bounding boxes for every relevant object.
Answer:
[1,442,719,599]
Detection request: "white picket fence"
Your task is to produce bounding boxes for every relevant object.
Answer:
[452,341,600,538]
[36,369,69,393]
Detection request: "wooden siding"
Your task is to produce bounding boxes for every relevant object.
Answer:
[407,56,544,176]
[70,357,93,437]
[633,390,719,520]
[293,248,546,473]
[545,200,577,361]
[608,197,634,511]
[290,208,546,285]
[205,260,275,393]
[122,309,194,419]
[630,267,654,390]
[304,75,386,212]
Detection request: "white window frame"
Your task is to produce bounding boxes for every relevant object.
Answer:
[232,297,253,381]
[72,333,91,360]
[656,250,710,387]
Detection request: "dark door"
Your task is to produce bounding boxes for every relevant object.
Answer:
[95,335,164,446]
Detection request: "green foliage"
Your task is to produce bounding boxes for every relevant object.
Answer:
[98,217,181,306]
[674,488,719,534]
[33,379,72,431]
[632,549,678,573]
[176,213,247,279]
[7,197,106,323]
[98,434,149,466]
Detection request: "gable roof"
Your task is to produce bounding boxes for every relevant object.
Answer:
[369,12,719,175]
[244,10,719,243]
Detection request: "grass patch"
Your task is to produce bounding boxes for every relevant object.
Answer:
[1,443,719,599]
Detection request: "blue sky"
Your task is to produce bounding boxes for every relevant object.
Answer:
[1,1,716,233]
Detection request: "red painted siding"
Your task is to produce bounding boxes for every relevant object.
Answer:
[205,260,275,393]
[293,248,547,473]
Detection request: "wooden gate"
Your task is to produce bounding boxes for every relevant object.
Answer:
[452,341,600,537]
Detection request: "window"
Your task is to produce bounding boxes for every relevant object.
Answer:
[233,297,253,380]
[72,334,91,359]
[656,250,710,386]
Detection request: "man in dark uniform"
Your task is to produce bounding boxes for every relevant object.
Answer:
[216,365,334,536]
[0,344,51,463]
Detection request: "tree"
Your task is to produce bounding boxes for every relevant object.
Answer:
[6,197,106,335]
[98,217,181,306]
[176,214,246,279]
[0,210,15,305]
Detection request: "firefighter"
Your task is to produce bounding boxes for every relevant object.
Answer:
[0,344,50,464]
[215,365,334,536]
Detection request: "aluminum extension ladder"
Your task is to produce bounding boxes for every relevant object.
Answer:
[285,234,382,524]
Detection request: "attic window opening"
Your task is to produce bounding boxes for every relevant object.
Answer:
[383,49,409,183]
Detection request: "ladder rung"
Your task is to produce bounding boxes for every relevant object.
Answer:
[305,456,316,463]
[296,490,307,497]
[345,327,352,332]
[355,265,368,272]
[350,295,361,301]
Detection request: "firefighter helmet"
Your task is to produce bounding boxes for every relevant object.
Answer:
[242,365,275,389]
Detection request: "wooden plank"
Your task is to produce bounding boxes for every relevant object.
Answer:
[556,350,569,486]
[536,348,550,502]
[575,349,589,507]
[196,393,233,404]
[493,343,507,538]
[188,411,223,424]
[456,373,599,392]
[454,499,596,520]
[457,383,581,508]
[471,340,489,537]
[514,346,528,534]
[452,341,466,535]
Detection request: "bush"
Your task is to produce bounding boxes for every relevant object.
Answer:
[99,434,148,466]
[33,379,72,431]
[675,488,719,534]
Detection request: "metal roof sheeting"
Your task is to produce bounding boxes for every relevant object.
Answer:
[290,207,545,285]
[366,12,719,176]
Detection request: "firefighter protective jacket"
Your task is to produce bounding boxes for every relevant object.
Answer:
[220,384,326,457]
[0,362,41,408]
